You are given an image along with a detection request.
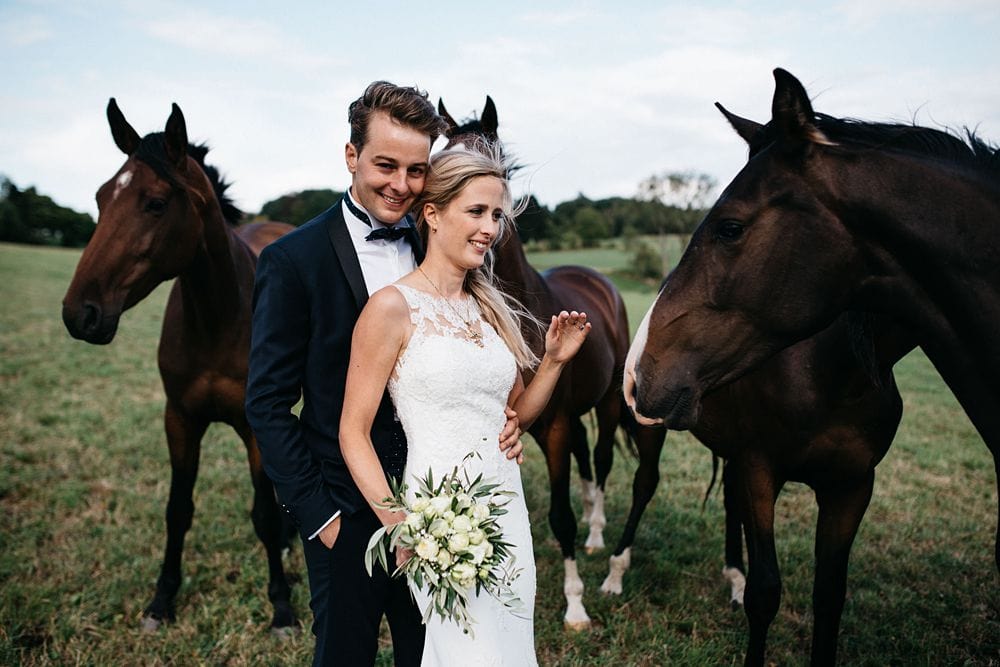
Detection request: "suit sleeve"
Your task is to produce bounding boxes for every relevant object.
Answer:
[246,243,338,538]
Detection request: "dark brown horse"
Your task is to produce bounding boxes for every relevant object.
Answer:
[627,68,1000,664]
[62,100,297,633]
[438,96,665,628]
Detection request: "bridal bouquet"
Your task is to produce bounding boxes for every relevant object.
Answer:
[365,452,525,635]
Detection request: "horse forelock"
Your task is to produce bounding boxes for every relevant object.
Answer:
[133,133,243,225]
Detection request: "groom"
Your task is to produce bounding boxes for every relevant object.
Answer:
[246,82,522,665]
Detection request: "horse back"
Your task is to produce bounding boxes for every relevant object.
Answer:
[542,265,630,412]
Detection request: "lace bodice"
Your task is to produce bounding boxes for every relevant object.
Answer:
[388,284,519,490]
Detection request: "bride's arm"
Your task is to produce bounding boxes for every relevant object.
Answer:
[508,310,591,430]
[340,287,411,528]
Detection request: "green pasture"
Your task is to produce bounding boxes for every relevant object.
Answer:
[1,241,997,665]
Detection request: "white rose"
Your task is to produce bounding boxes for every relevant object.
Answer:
[442,510,456,523]
[451,515,473,533]
[478,566,491,580]
[411,498,430,514]
[448,532,470,552]
[471,503,490,522]
[404,513,425,532]
[429,495,452,516]
[451,562,476,587]
[455,493,473,509]
[415,537,439,560]
[467,528,485,545]
[467,541,490,565]
[436,548,453,569]
[428,519,449,538]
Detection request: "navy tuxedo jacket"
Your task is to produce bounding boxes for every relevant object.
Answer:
[245,200,421,539]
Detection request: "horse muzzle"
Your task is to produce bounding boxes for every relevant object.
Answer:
[62,299,120,344]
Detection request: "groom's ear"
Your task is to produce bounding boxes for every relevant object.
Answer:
[345,142,359,174]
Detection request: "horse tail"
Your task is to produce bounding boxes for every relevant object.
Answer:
[616,393,640,458]
[702,455,722,512]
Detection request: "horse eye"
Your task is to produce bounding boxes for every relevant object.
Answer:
[145,198,167,215]
[714,220,745,242]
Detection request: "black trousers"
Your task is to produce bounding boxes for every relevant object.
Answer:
[302,507,425,666]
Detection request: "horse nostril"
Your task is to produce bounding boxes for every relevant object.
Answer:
[82,301,102,334]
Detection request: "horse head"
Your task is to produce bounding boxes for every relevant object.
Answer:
[62,99,220,343]
[624,68,864,429]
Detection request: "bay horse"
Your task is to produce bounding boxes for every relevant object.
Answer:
[61,100,297,633]
[626,68,1000,664]
[437,96,670,629]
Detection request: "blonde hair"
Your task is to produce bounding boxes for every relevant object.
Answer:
[415,139,539,369]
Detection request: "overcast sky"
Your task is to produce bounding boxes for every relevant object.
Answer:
[2,0,998,219]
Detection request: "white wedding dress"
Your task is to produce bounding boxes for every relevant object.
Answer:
[388,284,537,667]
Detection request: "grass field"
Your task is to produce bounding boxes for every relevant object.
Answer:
[1,241,998,665]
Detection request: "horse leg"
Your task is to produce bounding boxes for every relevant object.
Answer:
[571,418,595,524]
[810,472,874,667]
[601,425,666,594]
[538,414,591,630]
[722,460,747,610]
[142,400,206,630]
[586,393,619,553]
[738,460,782,667]
[236,423,298,634]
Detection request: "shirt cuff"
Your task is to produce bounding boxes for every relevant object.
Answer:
[308,511,341,540]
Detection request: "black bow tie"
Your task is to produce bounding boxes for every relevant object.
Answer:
[365,226,410,242]
[344,193,413,243]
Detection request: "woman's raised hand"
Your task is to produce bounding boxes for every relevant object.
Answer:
[545,310,591,363]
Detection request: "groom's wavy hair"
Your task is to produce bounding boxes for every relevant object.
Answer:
[348,81,447,153]
[415,138,541,369]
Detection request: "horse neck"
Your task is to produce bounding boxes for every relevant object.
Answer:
[835,152,1000,437]
[175,185,252,335]
[835,152,1000,305]
[494,230,549,307]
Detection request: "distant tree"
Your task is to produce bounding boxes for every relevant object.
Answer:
[0,177,95,247]
[257,189,341,226]
[572,206,609,247]
[637,170,717,274]
[513,195,554,243]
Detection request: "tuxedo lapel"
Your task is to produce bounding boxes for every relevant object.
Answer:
[325,201,369,310]
[405,217,426,264]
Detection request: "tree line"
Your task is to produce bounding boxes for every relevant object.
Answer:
[0,178,96,247]
[255,171,716,249]
[1,171,715,271]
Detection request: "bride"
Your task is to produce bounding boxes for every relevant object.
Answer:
[340,140,590,665]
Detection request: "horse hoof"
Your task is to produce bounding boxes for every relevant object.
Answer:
[730,599,743,612]
[599,579,623,595]
[139,615,162,633]
[564,619,591,632]
[584,545,602,555]
[270,625,299,640]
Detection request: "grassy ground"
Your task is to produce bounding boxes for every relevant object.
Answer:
[1,241,998,665]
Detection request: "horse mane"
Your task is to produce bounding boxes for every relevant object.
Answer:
[813,114,1000,174]
[746,111,1000,175]
[134,133,243,225]
[446,122,524,176]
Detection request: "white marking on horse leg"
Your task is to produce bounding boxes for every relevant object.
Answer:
[584,487,606,552]
[563,558,591,631]
[112,169,133,202]
[722,566,746,608]
[581,478,595,523]
[600,546,631,595]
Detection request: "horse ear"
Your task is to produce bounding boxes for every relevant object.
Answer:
[770,68,832,149]
[481,96,499,136]
[164,103,188,172]
[715,102,762,145]
[438,98,458,136]
[107,98,141,155]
